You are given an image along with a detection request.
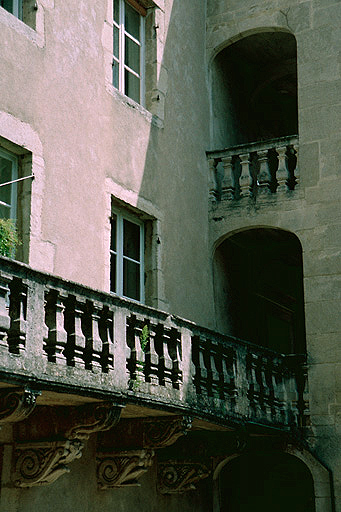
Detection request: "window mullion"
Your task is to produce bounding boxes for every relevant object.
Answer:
[140,15,145,106]
[119,0,125,95]
[117,214,124,296]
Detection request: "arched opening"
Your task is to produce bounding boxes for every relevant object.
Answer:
[213,227,306,354]
[219,452,315,512]
[211,31,298,149]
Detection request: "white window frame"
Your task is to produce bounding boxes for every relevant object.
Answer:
[112,0,145,105]
[0,147,18,221]
[110,209,145,303]
[1,0,22,19]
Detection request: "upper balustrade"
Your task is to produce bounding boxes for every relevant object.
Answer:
[207,135,299,203]
[0,257,306,431]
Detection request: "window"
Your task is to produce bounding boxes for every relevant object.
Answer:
[110,210,145,302]
[113,0,145,104]
[0,148,18,221]
[1,0,22,19]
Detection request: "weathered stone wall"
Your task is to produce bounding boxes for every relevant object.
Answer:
[207,1,341,510]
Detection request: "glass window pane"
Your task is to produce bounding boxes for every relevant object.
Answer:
[0,157,12,208]
[111,214,117,251]
[125,70,140,103]
[123,259,140,300]
[125,36,140,74]
[113,25,119,59]
[123,218,140,260]
[2,0,14,14]
[110,253,116,293]
[113,0,120,24]
[125,2,140,40]
[113,60,119,89]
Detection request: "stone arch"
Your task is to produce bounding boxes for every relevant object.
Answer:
[209,29,298,150]
[213,445,332,512]
[213,226,306,354]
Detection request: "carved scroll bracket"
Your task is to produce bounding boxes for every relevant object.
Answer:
[13,440,84,487]
[97,450,154,489]
[66,402,123,441]
[158,461,211,494]
[0,388,40,425]
[143,416,192,449]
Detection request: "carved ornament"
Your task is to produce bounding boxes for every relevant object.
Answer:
[158,461,210,494]
[66,402,122,440]
[97,450,154,489]
[13,440,83,487]
[143,416,192,448]
[0,388,40,425]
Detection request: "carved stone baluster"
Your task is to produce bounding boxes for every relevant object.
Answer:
[143,321,157,385]
[0,272,11,351]
[276,145,289,193]
[191,335,201,394]
[7,278,27,355]
[90,301,103,371]
[99,306,114,373]
[208,158,218,201]
[166,328,181,389]
[43,289,67,364]
[257,149,272,194]
[247,353,260,415]
[135,319,147,383]
[126,314,137,382]
[221,156,234,200]
[198,337,208,396]
[239,153,252,198]
[73,296,86,368]
[291,143,299,189]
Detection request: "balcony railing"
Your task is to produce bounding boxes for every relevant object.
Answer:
[207,135,299,202]
[0,257,306,430]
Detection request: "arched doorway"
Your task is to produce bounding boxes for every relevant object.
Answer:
[211,31,298,149]
[219,452,315,512]
[213,227,306,354]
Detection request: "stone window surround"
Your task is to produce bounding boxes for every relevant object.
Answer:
[0,0,54,48]
[103,0,167,125]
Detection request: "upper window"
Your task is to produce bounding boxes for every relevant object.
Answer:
[110,209,145,302]
[0,148,18,221]
[1,0,22,19]
[113,0,145,105]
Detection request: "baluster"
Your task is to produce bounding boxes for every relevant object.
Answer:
[126,314,137,382]
[276,145,289,193]
[257,150,272,194]
[135,318,146,383]
[210,343,220,398]
[8,278,27,355]
[99,306,114,373]
[198,337,208,396]
[143,321,157,385]
[83,301,102,372]
[191,335,201,393]
[64,295,86,368]
[43,289,67,364]
[167,328,181,389]
[239,153,252,198]
[154,324,165,385]
[208,158,218,201]
[148,323,160,385]
[221,156,234,200]
[0,272,11,351]
[291,143,299,189]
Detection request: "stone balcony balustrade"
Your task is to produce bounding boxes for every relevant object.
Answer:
[0,257,306,431]
[207,135,299,202]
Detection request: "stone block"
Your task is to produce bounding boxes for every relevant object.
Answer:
[305,300,341,335]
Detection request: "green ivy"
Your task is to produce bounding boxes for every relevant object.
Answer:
[0,219,20,258]
[140,325,149,353]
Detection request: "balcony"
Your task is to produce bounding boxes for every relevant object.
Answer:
[207,135,299,202]
[0,257,306,431]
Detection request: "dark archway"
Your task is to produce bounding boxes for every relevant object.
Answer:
[211,31,298,149]
[213,228,306,354]
[219,452,315,512]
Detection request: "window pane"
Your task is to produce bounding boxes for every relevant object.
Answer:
[110,253,116,293]
[125,2,140,40]
[113,60,119,89]
[2,0,14,14]
[113,0,119,24]
[125,70,140,103]
[125,36,140,74]
[123,218,140,260]
[0,157,12,208]
[110,214,117,251]
[123,259,140,300]
[113,25,119,59]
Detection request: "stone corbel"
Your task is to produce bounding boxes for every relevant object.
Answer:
[12,402,123,487]
[143,416,192,449]
[97,450,154,489]
[13,440,84,487]
[0,388,40,425]
[157,461,211,494]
